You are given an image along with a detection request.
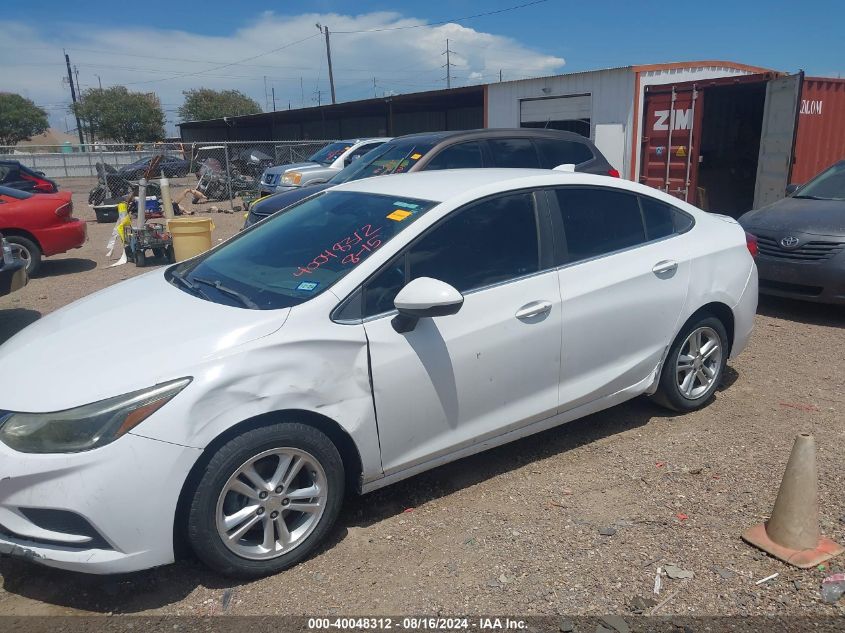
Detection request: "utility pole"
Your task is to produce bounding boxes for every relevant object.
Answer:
[314,89,322,107]
[499,69,503,82]
[373,77,377,98]
[64,51,85,147]
[300,77,304,108]
[95,74,103,89]
[442,39,457,89]
[272,87,276,111]
[316,23,336,104]
[263,76,269,110]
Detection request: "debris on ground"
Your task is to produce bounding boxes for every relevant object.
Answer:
[600,615,630,633]
[221,588,234,611]
[654,567,663,595]
[598,526,617,536]
[755,573,779,586]
[711,565,736,580]
[664,563,694,579]
[558,618,574,633]
[821,573,845,604]
[629,595,658,613]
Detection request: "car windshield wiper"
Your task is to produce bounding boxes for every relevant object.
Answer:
[192,277,259,309]
[171,270,211,300]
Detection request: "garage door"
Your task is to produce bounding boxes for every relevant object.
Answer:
[520,94,591,137]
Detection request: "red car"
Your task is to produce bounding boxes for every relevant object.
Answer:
[0,185,87,276]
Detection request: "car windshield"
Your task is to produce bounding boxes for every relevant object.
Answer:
[0,186,33,199]
[171,190,437,310]
[328,139,438,185]
[308,142,353,166]
[794,162,845,200]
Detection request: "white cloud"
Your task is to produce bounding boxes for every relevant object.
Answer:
[0,11,564,135]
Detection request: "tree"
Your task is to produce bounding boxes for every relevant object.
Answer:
[73,86,165,143]
[0,93,49,147]
[178,88,262,122]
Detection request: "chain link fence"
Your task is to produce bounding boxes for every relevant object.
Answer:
[2,140,334,206]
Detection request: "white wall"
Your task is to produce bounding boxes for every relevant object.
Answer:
[486,67,636,177]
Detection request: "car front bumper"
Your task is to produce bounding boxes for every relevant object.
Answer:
[259,184,297,197]
[755,253,845,305]
[0,432,201,574]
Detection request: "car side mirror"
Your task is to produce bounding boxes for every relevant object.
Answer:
[391,277,464,333]
[785,183,801,195]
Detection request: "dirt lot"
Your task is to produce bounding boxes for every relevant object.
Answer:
[0,178,843,617]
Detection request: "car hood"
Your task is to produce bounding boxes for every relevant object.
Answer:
[253,183,333,216]
[0,269,289,412]
[263,161,319,176]
[739,197,845,237]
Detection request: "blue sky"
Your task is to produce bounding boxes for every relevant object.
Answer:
[3,1,844,133]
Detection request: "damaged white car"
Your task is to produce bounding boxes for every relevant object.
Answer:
[0,169,757,577]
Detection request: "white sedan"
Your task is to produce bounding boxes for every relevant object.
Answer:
[0,169,757,577]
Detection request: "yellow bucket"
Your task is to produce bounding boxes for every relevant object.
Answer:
[167,218,215,262]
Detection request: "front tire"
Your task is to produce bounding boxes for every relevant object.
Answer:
[187,423,344,578]
[652,315,728,412]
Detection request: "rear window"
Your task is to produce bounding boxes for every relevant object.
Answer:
[0,185,33,200]
[534,138,594,168]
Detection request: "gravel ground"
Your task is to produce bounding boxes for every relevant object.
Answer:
[0,178,843,617]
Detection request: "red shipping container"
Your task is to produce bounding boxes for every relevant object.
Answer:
[792,78,845,183]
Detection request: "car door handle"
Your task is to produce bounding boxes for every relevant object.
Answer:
[652,260,679,276]
[515,300,553,320]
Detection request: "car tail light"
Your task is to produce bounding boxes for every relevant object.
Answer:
[607,168,620,178]
[745,232,758,258]
[55,202,73,219]
[21,171,54,193]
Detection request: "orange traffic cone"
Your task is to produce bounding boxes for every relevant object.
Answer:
[742,433,843,568]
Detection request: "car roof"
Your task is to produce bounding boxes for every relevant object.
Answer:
[330,168,612,202]
[390,128,596,144]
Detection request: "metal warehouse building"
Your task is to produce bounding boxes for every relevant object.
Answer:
[180,60,845,215]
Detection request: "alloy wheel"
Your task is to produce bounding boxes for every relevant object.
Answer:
[676,326,722,400]
[215,448,327,560]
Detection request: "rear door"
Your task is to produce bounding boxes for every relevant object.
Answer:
[753,73,802,208]
[550,187,692,409]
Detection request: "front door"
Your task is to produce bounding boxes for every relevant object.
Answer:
[362,192,562,475]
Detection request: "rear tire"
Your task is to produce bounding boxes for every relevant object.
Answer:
[135,248,146,267]
[187,422,344,578]
[6,236,42,277]
[652,314,729,412]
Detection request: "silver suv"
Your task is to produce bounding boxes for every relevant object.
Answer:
[259,138,390,196]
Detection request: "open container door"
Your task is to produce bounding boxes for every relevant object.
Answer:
[753,73,803,209]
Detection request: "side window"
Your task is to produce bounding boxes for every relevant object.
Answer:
[346,142,383,164]
[362,193,540,316]
[554,188,645,263]
[0,165,10,182]
[424,142,484,170]
[487,138,540,169]
[640,195,694,238]
[534,138,594,168]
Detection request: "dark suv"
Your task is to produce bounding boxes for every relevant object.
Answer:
[244,129,617,228]
[0,160,58,194]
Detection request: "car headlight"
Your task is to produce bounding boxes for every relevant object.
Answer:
[0,378,191,453]
[281,172,302,185]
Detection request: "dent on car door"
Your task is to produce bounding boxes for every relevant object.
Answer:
[551,188,693,410]
[361,191,562,476]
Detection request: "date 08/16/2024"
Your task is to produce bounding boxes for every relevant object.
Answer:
[293,224,384,278]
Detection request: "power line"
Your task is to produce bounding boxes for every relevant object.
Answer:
[333,0,550,33]
[124,33,320,86]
